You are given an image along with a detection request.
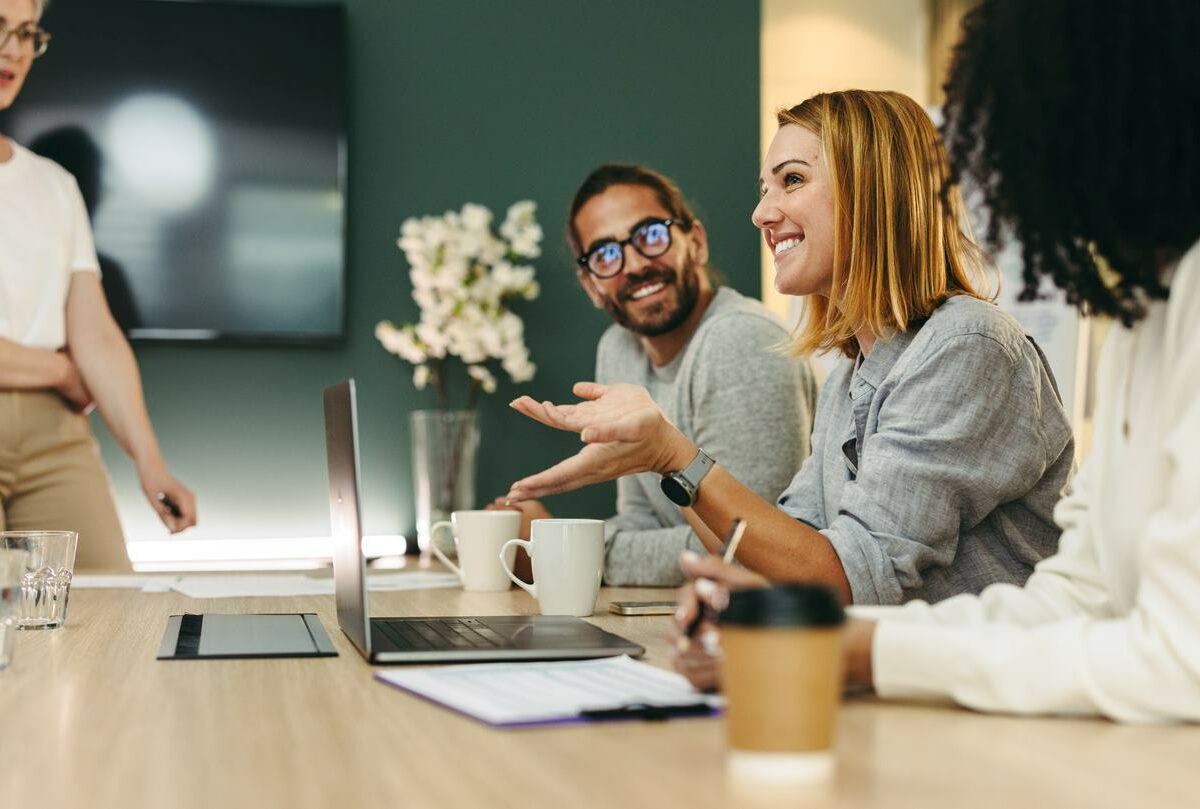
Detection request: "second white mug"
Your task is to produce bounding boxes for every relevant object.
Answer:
[499,518,605,616]
[430,510,520,592]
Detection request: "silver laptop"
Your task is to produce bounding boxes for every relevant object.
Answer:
[323,379,644,664]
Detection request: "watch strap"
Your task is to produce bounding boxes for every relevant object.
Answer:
[680,447,715,489]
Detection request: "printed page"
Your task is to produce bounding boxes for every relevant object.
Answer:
[377,655,720,727]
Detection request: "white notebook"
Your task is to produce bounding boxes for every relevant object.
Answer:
[376,655,722,728]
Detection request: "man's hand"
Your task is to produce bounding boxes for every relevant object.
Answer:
[485,497,550,583]
[486,496,550,540]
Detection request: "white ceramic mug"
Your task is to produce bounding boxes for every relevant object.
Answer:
[499,518,604,616]
[430,510,520,592]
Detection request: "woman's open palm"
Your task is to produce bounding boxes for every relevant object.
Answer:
[507,382,685,500]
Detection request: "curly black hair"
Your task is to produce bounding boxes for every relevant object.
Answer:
[942,0,1200,324]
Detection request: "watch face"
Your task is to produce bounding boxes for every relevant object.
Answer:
[660,475,692,507]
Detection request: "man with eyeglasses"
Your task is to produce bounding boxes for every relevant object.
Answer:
[496,164,816,585]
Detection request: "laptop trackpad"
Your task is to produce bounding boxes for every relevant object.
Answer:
[484,616,625,649]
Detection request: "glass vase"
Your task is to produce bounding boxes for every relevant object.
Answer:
[410,409,480,554]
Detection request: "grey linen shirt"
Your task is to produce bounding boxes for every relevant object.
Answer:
[777,295,1074,605]
[596,287,817,586]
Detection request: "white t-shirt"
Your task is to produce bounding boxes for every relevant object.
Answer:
[0,139,100,350]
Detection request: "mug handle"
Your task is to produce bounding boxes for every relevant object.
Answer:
[429,521,462,580]
[499,539,536,598]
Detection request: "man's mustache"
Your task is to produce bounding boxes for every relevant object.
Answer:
[616,267,675,302]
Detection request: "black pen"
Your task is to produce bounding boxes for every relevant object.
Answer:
[677,518,746,651]
[579,702,716,721]
[157,492,183,519]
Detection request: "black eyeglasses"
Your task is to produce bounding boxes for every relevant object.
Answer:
[0,22,51,58]
[576,218,676,278]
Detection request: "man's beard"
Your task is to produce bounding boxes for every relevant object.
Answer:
[602,253,703,337]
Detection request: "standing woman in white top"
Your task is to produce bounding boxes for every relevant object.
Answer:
[674,0,1200,723]
[0,0,196,570]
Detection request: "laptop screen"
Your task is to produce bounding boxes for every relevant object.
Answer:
[323,379,372,657]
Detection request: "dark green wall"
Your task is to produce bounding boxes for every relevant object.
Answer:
[94,0,762,543]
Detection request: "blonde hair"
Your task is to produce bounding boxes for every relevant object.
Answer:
[779,90,993,358]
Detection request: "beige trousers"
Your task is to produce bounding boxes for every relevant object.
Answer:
[0,391,131,572]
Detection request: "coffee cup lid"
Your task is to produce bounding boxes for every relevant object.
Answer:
[720,584,844,628]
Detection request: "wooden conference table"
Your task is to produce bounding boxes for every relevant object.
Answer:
[1,572,1196,809]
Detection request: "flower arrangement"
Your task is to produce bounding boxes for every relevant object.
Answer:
[376,200,542,408]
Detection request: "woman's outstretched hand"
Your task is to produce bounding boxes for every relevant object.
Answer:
[506,382,695,501]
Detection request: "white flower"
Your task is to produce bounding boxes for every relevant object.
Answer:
[509,229,542,259]
[456,230,488,260]
[496,311,523,340]
[477,234,508,265]
[460,203,492,232]
[468,274,500,308]
[500,201,543,259]
[509,264,536,292]
[375,321,427,364]
[467,364,497,394]
[410,264,436,292]
[400,217,423,237]
[384,199,541,398]
[422,218,451,250]
[502,200,537,231]
[415,319,449,359]
[413,365,430,390]
[432,257,469,291]
[477,320,504,357]
[503,353,536,384]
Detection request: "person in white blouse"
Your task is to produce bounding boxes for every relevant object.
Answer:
[671,0,1200,723]
[0,0,195,570]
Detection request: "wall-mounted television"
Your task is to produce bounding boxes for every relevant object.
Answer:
[0,0,346,343]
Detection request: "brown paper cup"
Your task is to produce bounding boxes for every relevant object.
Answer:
[719,585,844,787]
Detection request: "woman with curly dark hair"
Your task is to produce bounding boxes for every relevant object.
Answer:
[671,0,1200,723]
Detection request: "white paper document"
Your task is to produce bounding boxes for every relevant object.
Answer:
[376,655,721,728]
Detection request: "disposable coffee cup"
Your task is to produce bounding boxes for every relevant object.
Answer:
[719,584,845,788]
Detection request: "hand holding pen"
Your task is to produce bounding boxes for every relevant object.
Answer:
[137,463,198,533]
[676,518,748,652]
[672,519,769,691]
[157,493,183,519]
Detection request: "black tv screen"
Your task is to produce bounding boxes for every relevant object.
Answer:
[0,0,346,342]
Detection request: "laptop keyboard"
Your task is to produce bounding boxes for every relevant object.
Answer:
[376,617,506,651]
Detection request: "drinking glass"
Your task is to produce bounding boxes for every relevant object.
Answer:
[0,531,79,630]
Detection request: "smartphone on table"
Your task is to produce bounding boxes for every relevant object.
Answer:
[608,601,677,616]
